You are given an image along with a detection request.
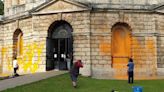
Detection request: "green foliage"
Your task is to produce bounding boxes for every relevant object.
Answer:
[2,74,164,92]
[0,0,4,15]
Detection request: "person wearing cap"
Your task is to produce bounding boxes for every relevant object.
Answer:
[70,60,83,88]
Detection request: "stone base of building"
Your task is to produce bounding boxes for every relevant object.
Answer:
[157,68,164,76]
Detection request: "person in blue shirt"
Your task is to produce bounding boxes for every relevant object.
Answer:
[127,58,134,84]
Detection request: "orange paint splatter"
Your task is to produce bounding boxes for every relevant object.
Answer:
[132,37,157,77]
[99,43,111,54]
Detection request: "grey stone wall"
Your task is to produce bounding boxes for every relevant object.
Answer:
[0,23,4,74]
[156,15,164,76]
[157,15,164,68]
[90,12,119,79]
[124,13,157,77]
[2,21,16,74]
[89,12,158,78]
[32,12,92,76]
[4,0,46,16]
[1,17,46,75]
[64,12,91,76]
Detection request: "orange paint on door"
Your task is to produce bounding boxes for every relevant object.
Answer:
[111,23,131,78]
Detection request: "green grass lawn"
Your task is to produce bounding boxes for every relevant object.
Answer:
[2,73,164,92]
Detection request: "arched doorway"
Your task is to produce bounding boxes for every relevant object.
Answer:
[46,20,73,71]
[13,29,23,58]
[111,22,132,78]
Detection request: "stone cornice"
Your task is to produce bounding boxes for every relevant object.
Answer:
[73,32,164,37]
[1,0,164,23]
[32,9,90,15]
[2,11,32,24]
[30,0,90,13]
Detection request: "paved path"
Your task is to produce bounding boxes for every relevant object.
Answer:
[0,71,67,92]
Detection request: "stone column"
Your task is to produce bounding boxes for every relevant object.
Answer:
[73,33,92,77]
[70,12,92,77]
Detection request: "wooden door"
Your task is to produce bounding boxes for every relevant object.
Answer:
[112,26,131,78]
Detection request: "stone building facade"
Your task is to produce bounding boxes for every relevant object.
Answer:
[0,0,164,79]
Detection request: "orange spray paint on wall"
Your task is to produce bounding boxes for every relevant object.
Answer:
[132,37,157,77]
[99,37,111,55]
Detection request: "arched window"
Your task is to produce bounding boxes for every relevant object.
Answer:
[13,29,23,58]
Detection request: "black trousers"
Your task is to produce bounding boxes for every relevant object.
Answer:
[128,71,134,83]
[14,67,19,76]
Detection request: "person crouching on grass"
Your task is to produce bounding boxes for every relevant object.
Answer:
[70,60,83,88]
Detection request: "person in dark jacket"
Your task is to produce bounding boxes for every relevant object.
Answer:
[127,58,134,84]
[70,60,83,88]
